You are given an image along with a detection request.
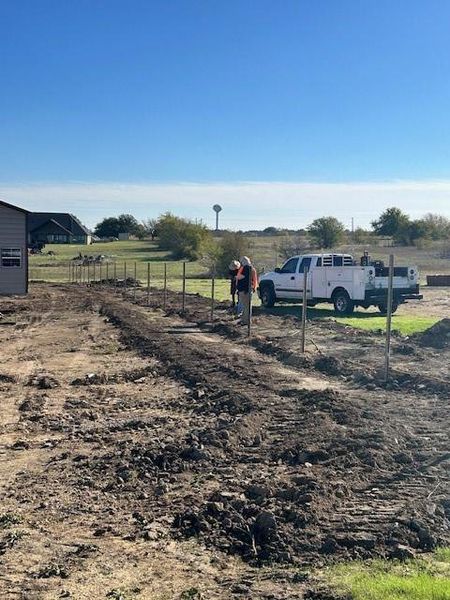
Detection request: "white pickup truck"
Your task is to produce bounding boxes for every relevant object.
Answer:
[258,253,422,315]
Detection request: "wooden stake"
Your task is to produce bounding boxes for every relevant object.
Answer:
[384,254,395,382]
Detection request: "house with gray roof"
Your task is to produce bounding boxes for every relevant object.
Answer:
[28,213,92,245]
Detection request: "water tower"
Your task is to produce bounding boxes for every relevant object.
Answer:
[212,204,222,231]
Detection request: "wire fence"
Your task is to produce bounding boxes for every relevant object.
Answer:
[30,256,400,380]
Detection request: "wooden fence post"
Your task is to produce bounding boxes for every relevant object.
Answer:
[384,254,395,382]
[300,267,308,353]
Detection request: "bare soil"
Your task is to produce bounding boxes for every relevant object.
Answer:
[0,284,448,600]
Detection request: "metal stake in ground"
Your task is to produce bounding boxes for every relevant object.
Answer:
[182,262,186,312]
[133,261,137,300]
[87,262,91,285]
[300,266,308,353]
[124,261,127,293]
[114,262,117,291]
[93,261,96,284]
[247,264,252,338]
[99,263,103,287]
[210,266,215,321]
[106,262,109,285]
[147,262,151,305]
[163,263,167,310]
[68,262,72,283]
[384,254,395,382]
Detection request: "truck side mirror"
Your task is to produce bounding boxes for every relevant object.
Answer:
[274,267,281,273]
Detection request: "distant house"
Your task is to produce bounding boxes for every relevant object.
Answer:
[28,213,92,245]
[0,200,28,295]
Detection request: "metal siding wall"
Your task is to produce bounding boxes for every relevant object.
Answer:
[0,205,27,294]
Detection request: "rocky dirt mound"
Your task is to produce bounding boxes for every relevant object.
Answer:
[414,318,450,349]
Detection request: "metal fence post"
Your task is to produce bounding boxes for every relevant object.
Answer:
[87,262,91,284]
[147,262,150,305]
[182,262,186,312]
[68,262,72,283]
[93,261,96,284]
[163,263,167,310]
[99,263,103,286]
[124,261,127,293]
[114,262,117,291]
[247,265,252,338]
[133,261,137,300]
[106,262,109,285]
[300,267,308,353]
[384,254,395,382]
[210,266,215,321]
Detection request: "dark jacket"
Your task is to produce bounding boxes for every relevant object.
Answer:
[228,268,239,294]
[237,265,252,293]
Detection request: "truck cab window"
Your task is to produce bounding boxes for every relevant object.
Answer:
[299,257,312,273]
[281,257,299,273]
[333,256,343,267]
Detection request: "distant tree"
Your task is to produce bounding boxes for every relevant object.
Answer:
[94,213,143,238]
[263,226,280,235]
[353,227,374,244]
[277,235,310,259]
[213,232,250,276]
[307,217,345,248]
[156,213,212,260]
[417,213,450,240]
[371,207,410,243]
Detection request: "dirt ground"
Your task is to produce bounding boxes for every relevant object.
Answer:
[0,284,448,600]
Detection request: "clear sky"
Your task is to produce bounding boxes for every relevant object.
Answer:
[1,0,450,229]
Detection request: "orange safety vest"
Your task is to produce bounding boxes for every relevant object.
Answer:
[237,265,258,292]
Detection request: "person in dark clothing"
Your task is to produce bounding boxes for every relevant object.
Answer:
[228,260,241,309]
[236,256,258,325]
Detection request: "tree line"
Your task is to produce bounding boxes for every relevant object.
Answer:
[93,208,449,274]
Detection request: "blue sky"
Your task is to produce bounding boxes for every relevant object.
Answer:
[1,0,450,228]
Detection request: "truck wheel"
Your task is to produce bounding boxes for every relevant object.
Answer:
[378,301,399,315]
[333,290,354,315]
[260,285,276,308]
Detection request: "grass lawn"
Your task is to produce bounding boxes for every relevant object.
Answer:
[321,548,450,600]
[335,314,440,335]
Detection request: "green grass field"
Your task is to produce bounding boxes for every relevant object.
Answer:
[321,548,450,600]
[29,240,443,334]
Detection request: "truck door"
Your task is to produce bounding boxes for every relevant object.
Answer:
[294,257,312,299]
[274,257,300,298]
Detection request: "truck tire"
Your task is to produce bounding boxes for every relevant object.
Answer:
[377,301,399,315]
[332,289,354,315]
[260,283,276,308]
